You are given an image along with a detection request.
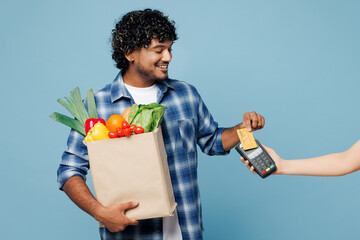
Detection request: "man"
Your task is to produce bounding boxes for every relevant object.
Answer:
[58,9,265,240]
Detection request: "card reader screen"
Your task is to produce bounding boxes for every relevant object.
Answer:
[240,144,263,159]
[244,146,257,155]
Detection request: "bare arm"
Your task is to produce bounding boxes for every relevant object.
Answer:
[222,124,243,152]
[222,111,265,151]
[242,140,360,176]
[62,176,138,232]
[277,140,360,176]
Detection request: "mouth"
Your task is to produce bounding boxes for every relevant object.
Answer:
[156,64,169,72]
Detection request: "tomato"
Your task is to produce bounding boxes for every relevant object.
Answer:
[108,131,118,138]
[117,128,125,137]
[121,120,130,129]
[134,126,144,134]
[129,124,136,132]
[124,127,132,136]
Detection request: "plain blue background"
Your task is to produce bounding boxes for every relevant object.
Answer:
[1,0,359,239]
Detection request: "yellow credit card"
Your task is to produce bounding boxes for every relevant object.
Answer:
[237,128,257,150]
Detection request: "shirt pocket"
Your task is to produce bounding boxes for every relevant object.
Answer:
[178,118,196,154]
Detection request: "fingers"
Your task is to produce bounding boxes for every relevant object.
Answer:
[102,201,140,232]
[126,218,139,225]
[240,157,257,174]
[240,157,251,169]
[250,111,259,130]
[259,115,265,129]
[244,160,251,169]
[243,114,252,131]
[251,111,264,130]
[121,201,139,225]
[128,220,139,225]
[242,111,265,132]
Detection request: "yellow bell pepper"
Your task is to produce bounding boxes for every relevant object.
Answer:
[84,122,110,142]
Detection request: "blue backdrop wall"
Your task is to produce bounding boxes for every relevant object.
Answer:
[1,1,359,239]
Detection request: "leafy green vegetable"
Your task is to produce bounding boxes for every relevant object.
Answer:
[86,89,98,119]
[70,87,89,124]
[128,104,139,123]
[128,103,166,132]
[57,98,81,121]
[50,112,86,136]
[50,87,99,136]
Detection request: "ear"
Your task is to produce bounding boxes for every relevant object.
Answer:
[125,50,135,63]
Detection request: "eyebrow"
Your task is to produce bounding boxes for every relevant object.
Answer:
[150,43,173,49]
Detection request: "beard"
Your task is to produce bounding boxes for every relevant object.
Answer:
[136,62,169,82]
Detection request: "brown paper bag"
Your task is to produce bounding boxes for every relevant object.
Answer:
[87,127,177,221]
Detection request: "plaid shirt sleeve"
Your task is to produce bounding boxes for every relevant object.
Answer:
[192,86,229,156]
[57,129,89,189]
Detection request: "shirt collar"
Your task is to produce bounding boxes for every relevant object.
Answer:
[110,72,175,103]
[110,72,131,103]
[157,78,175,95]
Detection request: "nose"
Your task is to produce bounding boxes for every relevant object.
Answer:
[162,49,172,62]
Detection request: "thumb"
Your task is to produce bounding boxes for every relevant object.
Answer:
[121,201,139,211]
[242,114,252,132]
[262,145,274,155]
[262,145,270,152]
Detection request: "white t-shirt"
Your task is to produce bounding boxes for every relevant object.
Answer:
[124,83,158,104]
[124,83,182,240]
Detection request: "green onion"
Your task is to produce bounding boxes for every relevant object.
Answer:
[57,98,81,122]
[86,89,98,119]
[70,87,89,124]
[50,87,99,136]
[49,112,86,136]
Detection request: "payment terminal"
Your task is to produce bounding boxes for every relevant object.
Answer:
[235,139,276,178]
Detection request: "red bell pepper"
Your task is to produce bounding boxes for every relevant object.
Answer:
[85,118,106,134]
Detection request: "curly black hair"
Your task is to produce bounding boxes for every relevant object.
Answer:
[111,9,178,74]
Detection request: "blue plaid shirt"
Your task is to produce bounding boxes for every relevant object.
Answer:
[57,72,228,240]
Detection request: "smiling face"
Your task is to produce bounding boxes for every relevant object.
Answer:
[124,39,173,87]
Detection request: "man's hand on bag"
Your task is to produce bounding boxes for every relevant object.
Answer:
[96,201,139,232]
[239,111,265,132]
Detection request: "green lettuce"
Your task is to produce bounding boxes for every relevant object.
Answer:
[128,103,166,133]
